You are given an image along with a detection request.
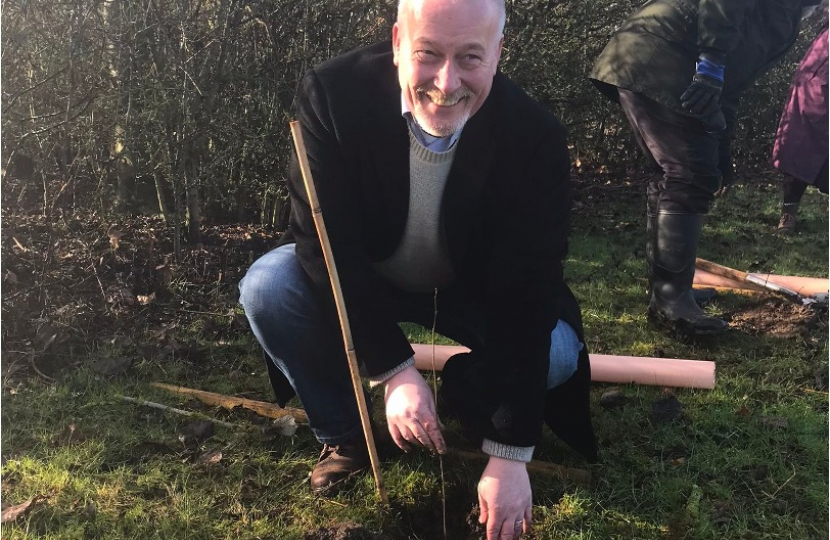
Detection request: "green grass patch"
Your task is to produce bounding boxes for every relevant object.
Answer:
[3,180,827,539]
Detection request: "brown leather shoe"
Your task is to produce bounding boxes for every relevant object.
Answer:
[309,440,370,494]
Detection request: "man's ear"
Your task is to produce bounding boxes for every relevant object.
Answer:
[392,23,401,66]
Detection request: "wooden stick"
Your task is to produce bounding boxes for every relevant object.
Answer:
[696,258,824,306]
[694,269,761,291]
[150,382,308,424]
[449,449,591,484]
[694,258,767,292]
[410,344,716,390]
[694,272,828,298]
[290,120,387,505]
[692,284,763,296]
[118,395,238,428]
[145,385,592,483]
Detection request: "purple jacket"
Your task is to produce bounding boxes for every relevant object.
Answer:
[771,27,829,188]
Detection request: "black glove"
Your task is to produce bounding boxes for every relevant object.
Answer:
[681,55,726,131]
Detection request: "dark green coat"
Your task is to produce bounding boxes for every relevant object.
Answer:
[590,0,808,119]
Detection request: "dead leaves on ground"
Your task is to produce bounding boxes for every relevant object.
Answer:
[197,449,223,466]
[3,212,278,380]
[1,497,36,523]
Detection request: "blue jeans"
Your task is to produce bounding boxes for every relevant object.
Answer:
[239,244,581,445]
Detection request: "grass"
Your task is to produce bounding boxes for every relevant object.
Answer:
[2,178,828,539]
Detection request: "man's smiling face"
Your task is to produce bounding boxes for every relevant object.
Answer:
[393,0,503,137]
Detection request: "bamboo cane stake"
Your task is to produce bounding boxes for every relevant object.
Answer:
[150,382,308,424]
[290,120,387,505]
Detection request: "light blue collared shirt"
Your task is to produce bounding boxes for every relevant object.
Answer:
[401,94,462,153]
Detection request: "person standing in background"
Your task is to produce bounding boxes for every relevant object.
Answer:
[589,0,819,336]
[771,9,829,235]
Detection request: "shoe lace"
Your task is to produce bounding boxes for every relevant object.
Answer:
[319,444,340,459]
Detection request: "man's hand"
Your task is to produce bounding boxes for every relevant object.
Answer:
[680,54,726,132]
[478,457,532,540]
[383,365,446,454]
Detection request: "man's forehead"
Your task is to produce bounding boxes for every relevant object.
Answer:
[400,0,502,44]
[410,37,488,51]
[403,0,500,25]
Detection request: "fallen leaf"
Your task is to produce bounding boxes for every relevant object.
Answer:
[198,449,223,465]
[272,415,297,437]
[1,498,34,523]
[5,270,18,284]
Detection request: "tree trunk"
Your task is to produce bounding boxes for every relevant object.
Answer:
[154,169,172,222]
[183,154,201,244]
[113,125,136,213]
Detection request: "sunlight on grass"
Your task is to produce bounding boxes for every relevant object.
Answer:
[2,180,826,539]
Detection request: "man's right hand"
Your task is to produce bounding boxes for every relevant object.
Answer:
[383,365,446,454]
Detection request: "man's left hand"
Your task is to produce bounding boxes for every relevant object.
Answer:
[680,54,726,132]
[478,457,532,540]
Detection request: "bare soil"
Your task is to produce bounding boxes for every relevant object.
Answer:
[728,297,821,338]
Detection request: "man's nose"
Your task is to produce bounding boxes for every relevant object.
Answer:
[434,60,461,95]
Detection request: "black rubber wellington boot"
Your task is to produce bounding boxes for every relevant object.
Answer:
[648,213,727,336]
[646,209,716,307]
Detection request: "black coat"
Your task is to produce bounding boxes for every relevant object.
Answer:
[590,0,808,118]
[268,42,595,457]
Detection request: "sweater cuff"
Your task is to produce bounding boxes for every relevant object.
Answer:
[481,439,535,463]
[367,357,415,388]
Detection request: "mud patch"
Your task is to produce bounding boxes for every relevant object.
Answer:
[729,298,821,338]
[302,523,383,540]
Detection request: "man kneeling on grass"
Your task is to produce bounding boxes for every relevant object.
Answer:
[239,0,596,538]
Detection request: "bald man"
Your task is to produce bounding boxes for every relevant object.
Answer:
[239,1,596,538]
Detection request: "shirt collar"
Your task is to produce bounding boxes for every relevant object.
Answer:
[400,93,461,152]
